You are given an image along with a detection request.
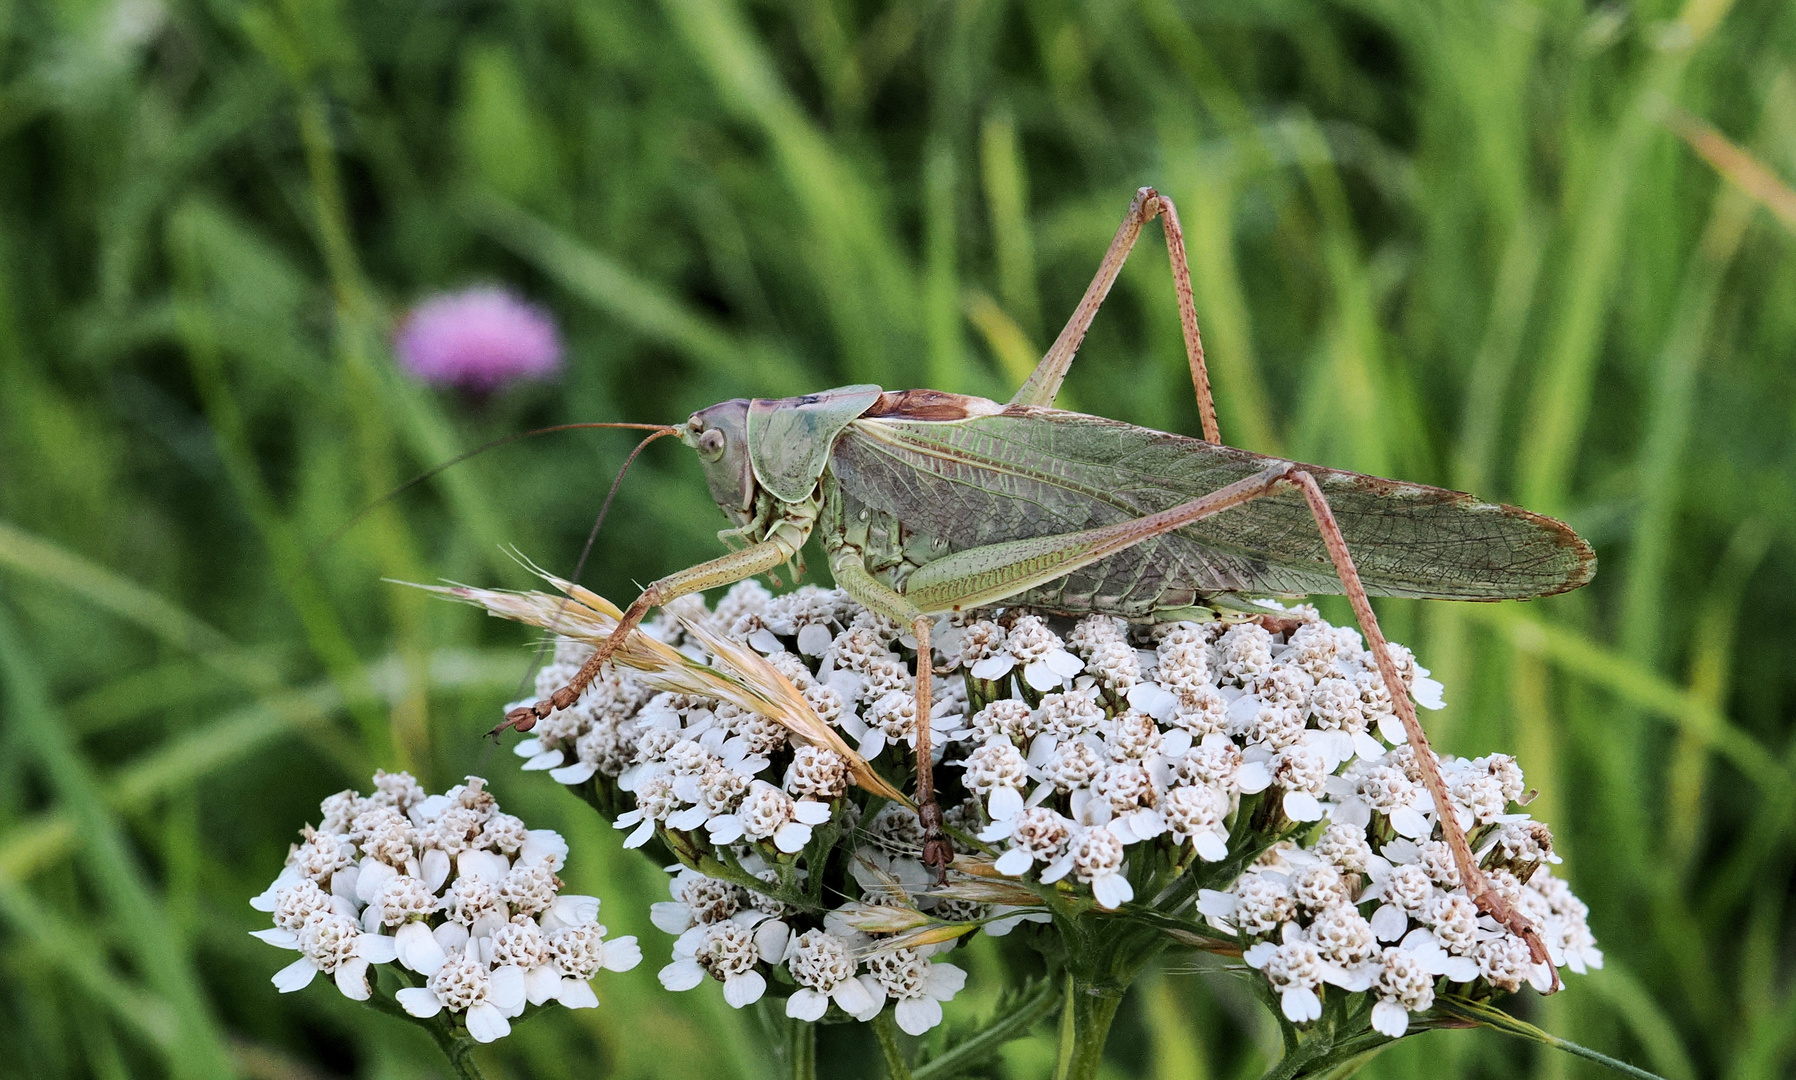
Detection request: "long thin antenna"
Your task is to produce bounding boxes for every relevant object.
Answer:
[509,426,680,725]
[295,421,678,584]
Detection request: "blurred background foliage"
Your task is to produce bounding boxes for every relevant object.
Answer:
[1,0,1793,1077]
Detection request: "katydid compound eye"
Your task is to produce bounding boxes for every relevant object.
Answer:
[698,428,726,459]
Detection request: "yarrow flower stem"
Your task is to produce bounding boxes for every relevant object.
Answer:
[365,976,490,1080]
[419,573,1655,1080]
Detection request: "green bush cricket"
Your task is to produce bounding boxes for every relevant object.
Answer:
[501,188,1593,972]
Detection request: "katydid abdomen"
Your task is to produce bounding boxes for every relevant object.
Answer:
[822,392,1593,620]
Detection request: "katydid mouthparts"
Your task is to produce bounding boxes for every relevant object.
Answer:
[498,187,1593,979]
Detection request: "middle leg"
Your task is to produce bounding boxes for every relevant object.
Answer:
[828,547,953,880]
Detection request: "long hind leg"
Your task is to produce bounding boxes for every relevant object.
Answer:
[891,463,1552,979]
[1011,187,1219,443]
[1284,470,1556,986]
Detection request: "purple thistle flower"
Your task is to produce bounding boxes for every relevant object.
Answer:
[395,287,563,391]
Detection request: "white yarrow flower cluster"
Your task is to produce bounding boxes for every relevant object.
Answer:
[489,583,1596,1047]
[251,773,641,1042]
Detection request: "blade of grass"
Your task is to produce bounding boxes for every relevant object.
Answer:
[464,190,804,396]
[0,648,523,880]
[0,518,279,688]
[657,0,918,385]
[980,106,1041,337]
[1467,605,1795,802]
[0,603,236,1080]
[1666,106,1796,234]
[1517,0,1739,515]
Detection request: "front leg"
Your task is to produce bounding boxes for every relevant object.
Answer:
[828,548,953,881]
[496,539,794,735]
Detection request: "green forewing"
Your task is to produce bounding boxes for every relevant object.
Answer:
[830,407,1593,607]
[747,385,885,503]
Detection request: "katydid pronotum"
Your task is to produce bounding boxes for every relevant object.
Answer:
[501,188,1594,972]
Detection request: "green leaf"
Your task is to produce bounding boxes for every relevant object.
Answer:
[1431,996,1669,1080]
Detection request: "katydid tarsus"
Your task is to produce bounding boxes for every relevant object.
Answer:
[500,187,1593,972]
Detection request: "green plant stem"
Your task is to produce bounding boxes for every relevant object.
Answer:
[873,1011,914,1080]
[787,1014,816,1080]
[436,1036,490,1080]
[1057,977,1125,1080]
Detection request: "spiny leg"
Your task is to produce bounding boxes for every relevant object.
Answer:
[1011,186,1220,443]
[496,539,794,735]
[828,549,953,880]
[885,462,1552,974]
[1283,469,1556,985]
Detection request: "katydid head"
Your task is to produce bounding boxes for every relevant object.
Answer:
[683,399,756,524]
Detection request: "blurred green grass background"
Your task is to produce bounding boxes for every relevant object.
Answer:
[2,0,1794,1077]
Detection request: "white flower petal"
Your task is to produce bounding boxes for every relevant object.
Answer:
[1160,727,1193,757]
[1237,761,1273,794]
[1022,660,1062,691]
[706,815,746,845]
[755,922,790,965]
[512,737,545,758]
[993,848,1034,877]
[354,859,394,904]
[774,822,813,853]
[1283,791,1324,822]
[557,977,600,1009]
[722,970,767,1008]
[1193,831,1229,862]
[895,996,944,1035]
[602,936,642,972]
[488,964,527,1012]
[465,1002,512,1043]
[650,902,695,934]
[1369,905,1408,941]
[797,623,834,657]
[926,963,967,999]
[549,761,598,785]
[987,786,1025,822]
[792,800,833,826]
[434,921,470,954]
[659,958,706,992]
[521,749,566,771]
[526,964,562,1005]
[396,987,444,1017]
[1091,873,1133,910]
[1281,986,1322,1023]
[787,987,829,1021]
[251,928,299,949]
[970,655,1015,681]
[334,958,371,1000]
[624,818,657,849]
[358,933,399,964]
[1390,807,1432,839]
[667,806,710,831]
[1372,999,1410,1037]
[832,976,876,1017]
[271,957,319,993]
[1195,889,1236,919]
[397,921,446,976]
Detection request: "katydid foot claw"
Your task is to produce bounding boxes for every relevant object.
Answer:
[918,800,952,885]
[922,836,954,886]
[491,706,540,738]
